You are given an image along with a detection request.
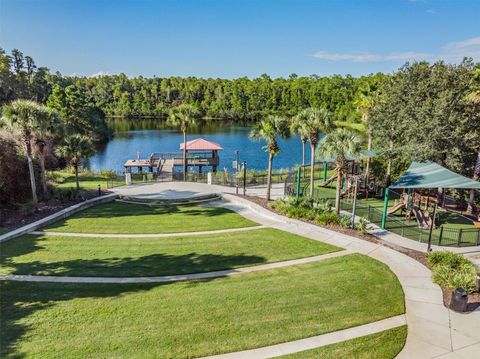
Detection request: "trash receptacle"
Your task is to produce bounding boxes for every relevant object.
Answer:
[450,288,468,313]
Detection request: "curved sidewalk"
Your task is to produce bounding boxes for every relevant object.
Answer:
[216,194,480,359]
[0,250,351,284]
[203,315,407,359]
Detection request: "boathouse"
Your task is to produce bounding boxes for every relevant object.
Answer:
[123,138,223,177]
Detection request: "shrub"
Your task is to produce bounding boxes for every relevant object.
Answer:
[99,169,118,180]
[355,217,370,233]
[51,187,80,202]
[427,251,470,269]
[18,201,36,216]
[316,212,342,226]
[427,251,477,293]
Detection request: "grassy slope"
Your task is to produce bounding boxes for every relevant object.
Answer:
[0,228,340,277]
[45,201,258,234]
[281,325,407,359]
[1,254,405,358]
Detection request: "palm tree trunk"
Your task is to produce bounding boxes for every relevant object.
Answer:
[74,163,80,191]
[335,164,342,215]
[266,152,273,201]
[467,151,480,213]
[24,139,38,205]
[386,139,393,186]
[301,139,306,178]
[183,131,187,181]
[365,133,372,181]
[309,143,315,196]
[36,140,48,197]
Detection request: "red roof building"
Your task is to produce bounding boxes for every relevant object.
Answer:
[179,138,223,151]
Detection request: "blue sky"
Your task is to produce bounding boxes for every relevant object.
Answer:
[1,0,479,78]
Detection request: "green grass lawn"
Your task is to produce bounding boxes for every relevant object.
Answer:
[0,228,340,277]
[45,201,258,234]
[1,254,405,358]
[50,171,124,191]
[280,325,407,359]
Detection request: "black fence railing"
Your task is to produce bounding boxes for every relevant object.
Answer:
[303,192,480,247]
[172,170,293,188]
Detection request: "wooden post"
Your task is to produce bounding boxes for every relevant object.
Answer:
[427,205,437,252]
[351,176,359,229]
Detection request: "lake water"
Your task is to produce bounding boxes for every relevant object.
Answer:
[88,120,313,172]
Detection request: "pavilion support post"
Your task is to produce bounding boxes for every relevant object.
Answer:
[296,166,301,199]
[381,188,390,229]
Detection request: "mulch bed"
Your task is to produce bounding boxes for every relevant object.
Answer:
[1,190,110,231]
[239,194,480,313]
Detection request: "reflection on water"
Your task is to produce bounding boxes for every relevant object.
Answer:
[88,118,312,172]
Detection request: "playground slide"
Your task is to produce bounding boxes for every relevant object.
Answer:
[421,208,435,229]
[411,206,434,229]
[387,202,404,215]
[320,173,337,187]
[411,206,426,229]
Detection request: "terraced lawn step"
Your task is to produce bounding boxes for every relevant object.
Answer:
[44,201,258,234]
[0,228,340,277]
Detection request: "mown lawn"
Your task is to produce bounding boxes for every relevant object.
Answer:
[0,254,405,358]
[281,325,407,359]
[45,201,258,234]
[0,228,340,277]
[50,171,124,191]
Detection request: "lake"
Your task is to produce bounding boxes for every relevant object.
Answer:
[88,120,313,172]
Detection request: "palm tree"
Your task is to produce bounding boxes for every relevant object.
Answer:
[167,104,200,181]
[301,108,334,196]
[250,115,290,201]
[56,134,94,191]
[316,128,363,214]
[1,100,53,205]
[34,108,63,197]
[290,111,309,177]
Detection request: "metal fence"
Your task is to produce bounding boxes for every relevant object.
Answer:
[301,190,480,247]
[172,170,292,188]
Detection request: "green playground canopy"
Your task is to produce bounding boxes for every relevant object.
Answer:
[390,161,480,189]
[317,150,378,163]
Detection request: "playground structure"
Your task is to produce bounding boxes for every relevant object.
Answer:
[382,161,480,249]
[386,192,435,230]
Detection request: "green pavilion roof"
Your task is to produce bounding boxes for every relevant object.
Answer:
[389,161,480,189]
[316,150,378,163]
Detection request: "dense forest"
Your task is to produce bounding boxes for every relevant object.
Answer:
[0,47,385,123]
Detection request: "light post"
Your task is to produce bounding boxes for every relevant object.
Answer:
[243,161,247,196]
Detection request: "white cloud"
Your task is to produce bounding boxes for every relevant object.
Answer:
[311,36,480,63]
[311,51,433,62]
[89,71,110,78]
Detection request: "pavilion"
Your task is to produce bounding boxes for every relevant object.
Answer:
[123,137,223,174]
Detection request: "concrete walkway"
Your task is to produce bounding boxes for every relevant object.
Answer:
[204,315,407,359]
[30,225,265,238]
[2,181,479,358]
[0,250,351,284]
[204,193,479,359]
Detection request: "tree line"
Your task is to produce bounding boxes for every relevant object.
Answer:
[0,47,479,213]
